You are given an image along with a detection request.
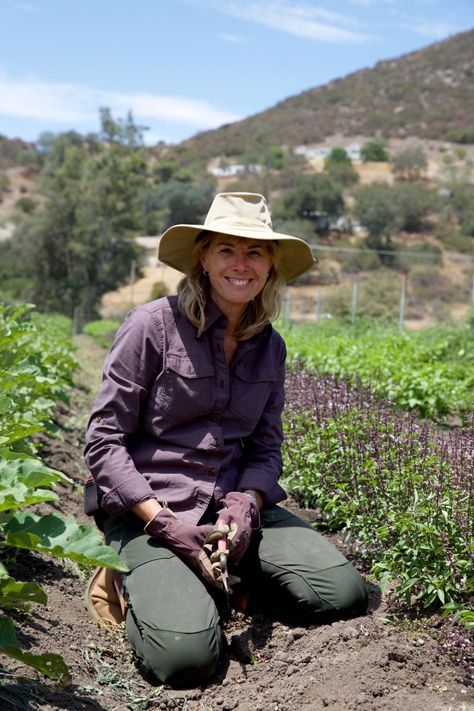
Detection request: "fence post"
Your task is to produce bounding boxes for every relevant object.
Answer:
[399,274,406,333]
[315,288,321,322]
[351,282,358,326]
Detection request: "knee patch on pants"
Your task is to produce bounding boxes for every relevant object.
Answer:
[126,608,222,687]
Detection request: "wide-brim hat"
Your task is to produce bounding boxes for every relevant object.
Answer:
[158,192,316,283]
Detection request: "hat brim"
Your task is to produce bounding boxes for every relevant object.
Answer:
[158,224,316,283]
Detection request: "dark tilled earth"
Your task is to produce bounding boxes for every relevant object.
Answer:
[1,335,472,711]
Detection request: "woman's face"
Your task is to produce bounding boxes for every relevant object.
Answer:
[200,233,272,315]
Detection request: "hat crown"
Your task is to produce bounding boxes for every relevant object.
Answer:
[204,193,272,231]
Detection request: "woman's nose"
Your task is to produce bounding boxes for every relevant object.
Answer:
[232,251,249,270]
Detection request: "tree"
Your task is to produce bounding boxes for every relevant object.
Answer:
[391,183,435,232]
[324,147,351,166]
[360,138,389,162]
[142,180,215,234]
[324,148,359,187]
[13,111,147,319]
[353,184,400,256]
[278,173,344,220]
[393,148,427,181]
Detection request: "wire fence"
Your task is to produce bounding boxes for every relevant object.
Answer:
[283,244,474,333]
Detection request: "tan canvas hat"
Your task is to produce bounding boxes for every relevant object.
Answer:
[158,192,315,283]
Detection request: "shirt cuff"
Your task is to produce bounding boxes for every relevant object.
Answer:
[101,475,156,517]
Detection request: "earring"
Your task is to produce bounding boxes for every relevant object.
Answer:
[203,269,208,277]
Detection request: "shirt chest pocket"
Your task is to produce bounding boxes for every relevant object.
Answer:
[155,353,215,420]
[230,363,277,427]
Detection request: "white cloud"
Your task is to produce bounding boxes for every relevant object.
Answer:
[0,72,241,129]
[189,0,371,43]
[229,3,370,42]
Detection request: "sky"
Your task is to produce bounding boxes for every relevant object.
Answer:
[0,0,473,147]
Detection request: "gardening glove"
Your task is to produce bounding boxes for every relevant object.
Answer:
[144,507,234,591]
[216,492,261,564]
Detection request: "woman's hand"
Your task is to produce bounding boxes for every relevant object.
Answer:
[144,508,230,590]
[217,492,261,564]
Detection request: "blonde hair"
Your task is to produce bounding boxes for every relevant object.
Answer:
[177,232,284,340]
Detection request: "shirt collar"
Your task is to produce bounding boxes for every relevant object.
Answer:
[202,298,227,333]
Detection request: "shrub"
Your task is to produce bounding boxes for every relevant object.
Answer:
[150,280,170,300]
[15,196,37,214]
[325,271,401,319]
[409,266,462,306]
[339,247,382,273]
[393,147,428,181]
[394,242,443,272]
[391,183,437,233]
[360,138,389,162]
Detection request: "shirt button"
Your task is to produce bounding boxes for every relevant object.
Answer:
[213,439,220,448]
[95,416,101,422]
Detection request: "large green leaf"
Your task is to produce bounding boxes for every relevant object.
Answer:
[0,617,69,679]
[2,512,128,572]
[0,575,47,609]
[0,458,71,512]
[0,485,58,513]
[0,457,70,488]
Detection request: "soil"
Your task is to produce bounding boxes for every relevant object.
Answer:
[1,334,473,711]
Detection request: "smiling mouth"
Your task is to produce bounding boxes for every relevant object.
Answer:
[227,278,251,286]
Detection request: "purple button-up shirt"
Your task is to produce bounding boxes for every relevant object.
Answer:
[84,296,287,524]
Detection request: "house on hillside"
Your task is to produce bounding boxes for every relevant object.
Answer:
[208,163,264,178]
[296,142,361,162]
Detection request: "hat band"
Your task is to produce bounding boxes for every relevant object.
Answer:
[204,216,274,233]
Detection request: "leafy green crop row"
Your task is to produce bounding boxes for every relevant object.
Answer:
[283,370,473,626]
[280,319,474,420]
[83,319,120,349]
[0,305,126,679]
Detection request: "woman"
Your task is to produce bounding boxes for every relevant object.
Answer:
[84,192,368,688]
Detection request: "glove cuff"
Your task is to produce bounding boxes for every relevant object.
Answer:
[223,491,260,530]
[144,507,177,537]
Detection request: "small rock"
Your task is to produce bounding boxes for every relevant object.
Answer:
[290,628,306,641]
[274,650,291,663]
[341,626,358,641]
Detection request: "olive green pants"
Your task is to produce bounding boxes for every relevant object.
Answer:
[104,506,368,688]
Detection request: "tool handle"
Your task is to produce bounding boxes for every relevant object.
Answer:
[216,517,227,552]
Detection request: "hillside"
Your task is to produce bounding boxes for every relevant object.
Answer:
[181,29,474,160]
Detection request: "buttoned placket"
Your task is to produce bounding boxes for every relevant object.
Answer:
[205,324,228,479]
